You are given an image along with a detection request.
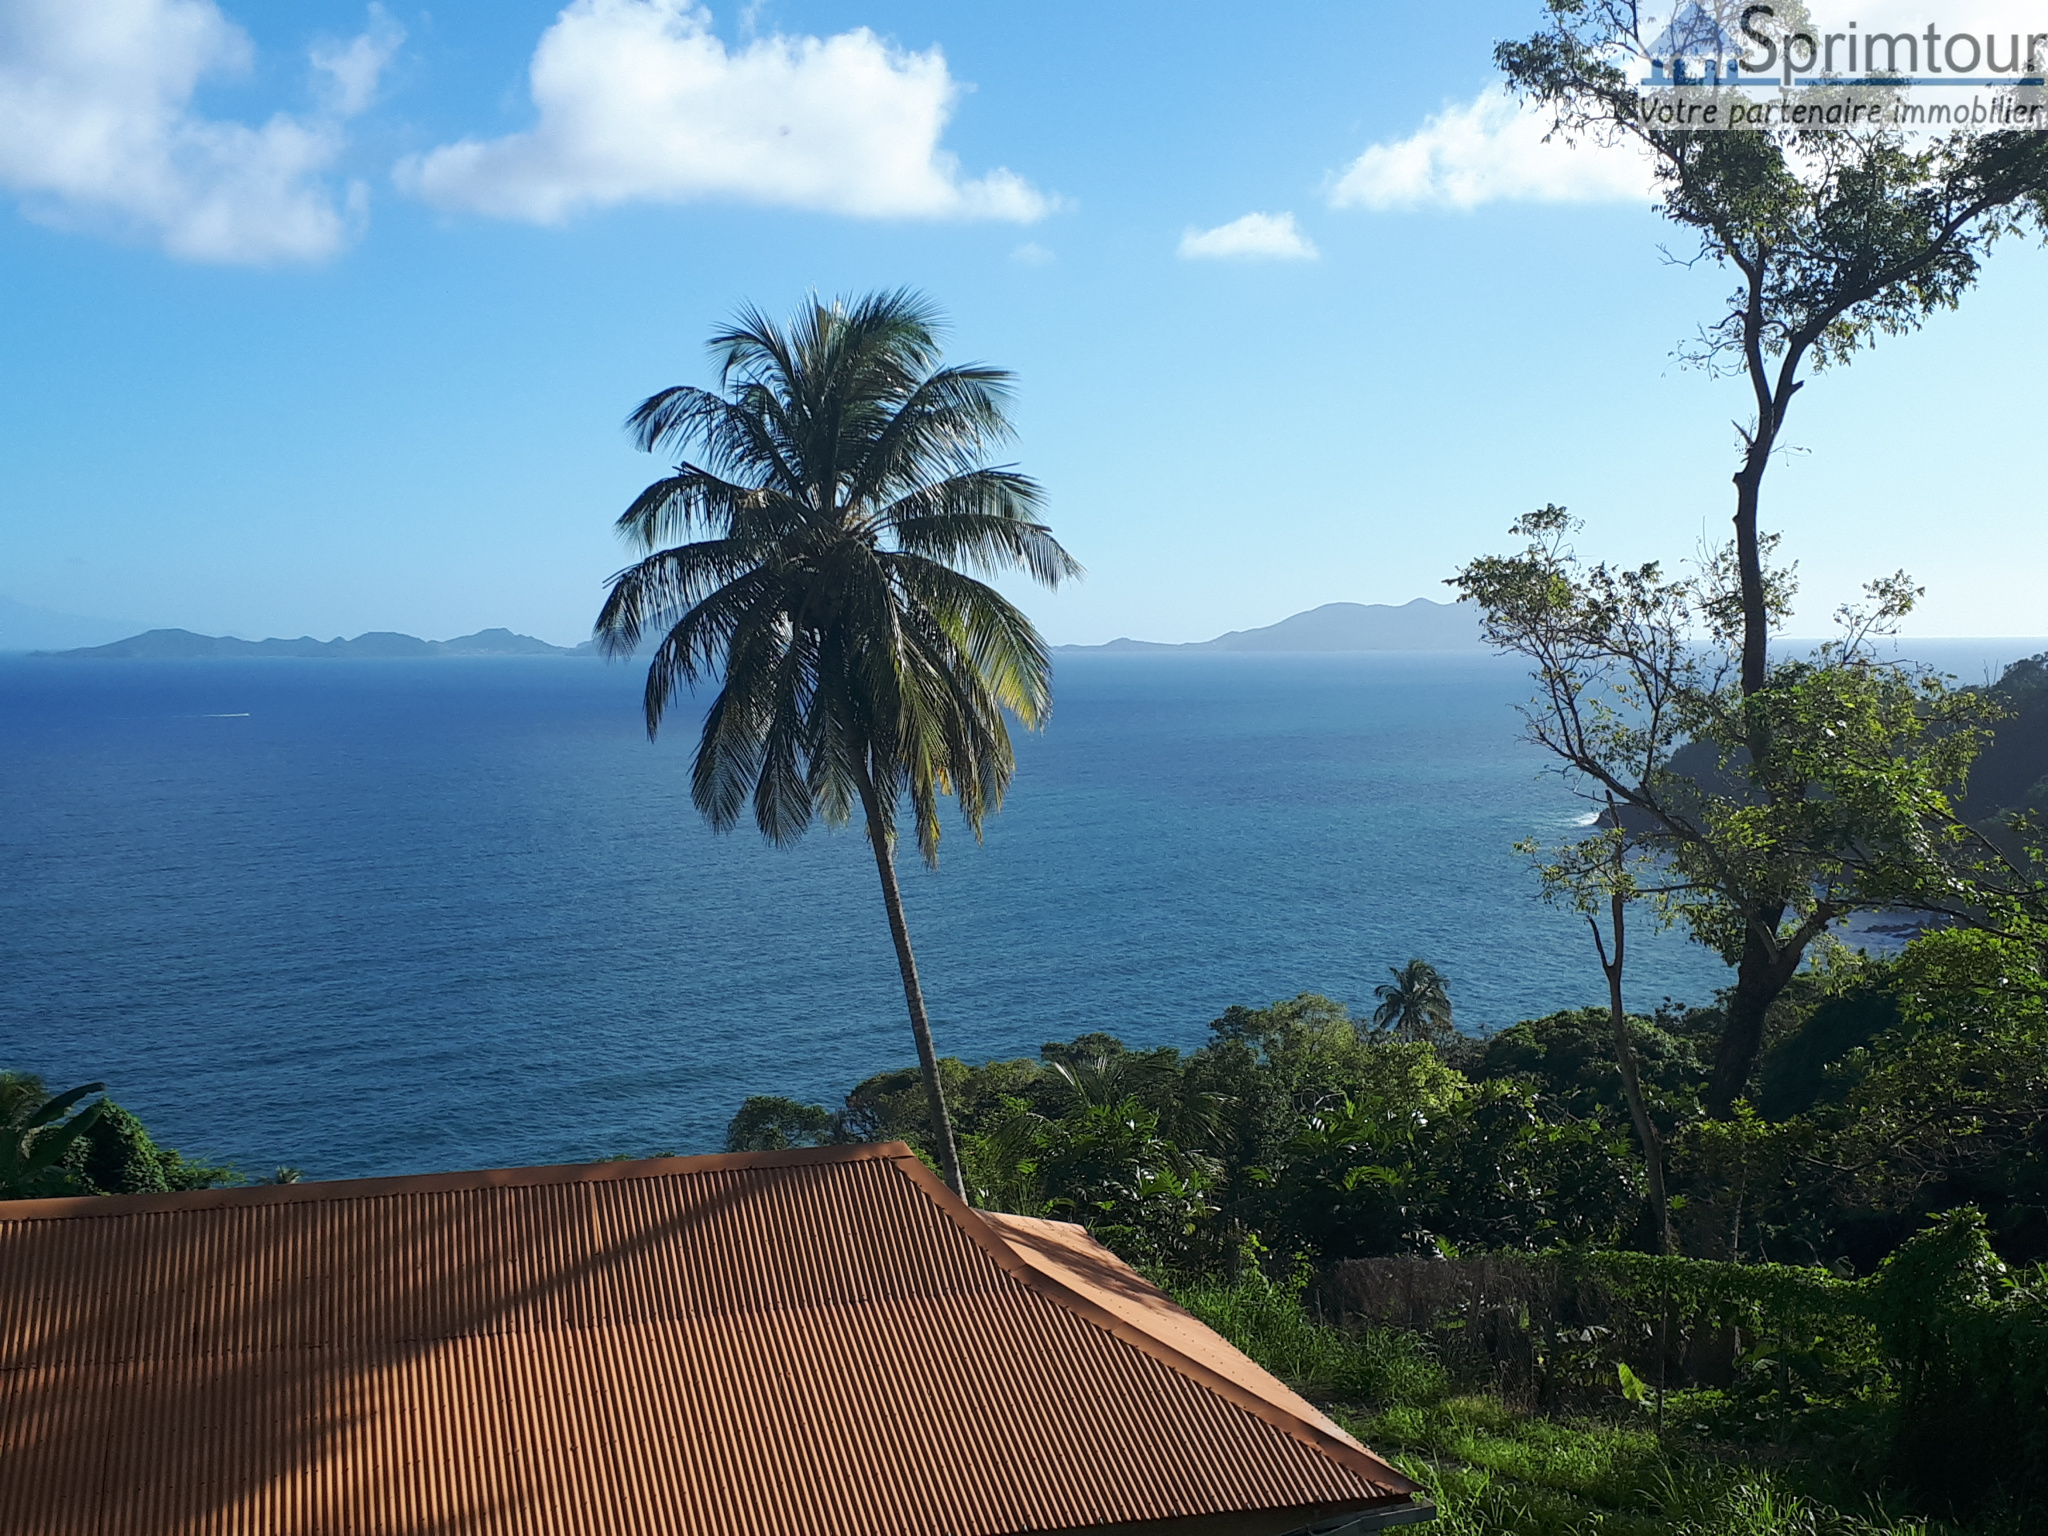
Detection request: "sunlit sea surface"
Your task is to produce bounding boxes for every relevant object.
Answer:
[2,641,2036,1180]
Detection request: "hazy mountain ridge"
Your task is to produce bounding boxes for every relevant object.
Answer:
[44,627,592,659]
[1060,598,1483,653]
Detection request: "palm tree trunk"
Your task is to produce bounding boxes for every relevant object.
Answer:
[850,757,968,1200]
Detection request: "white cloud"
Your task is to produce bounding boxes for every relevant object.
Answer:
[1328,87,1653,213]
[399,0,1049,224]
[1010,240,1053,266]
[0,0,391,263]
[311,4,403,119]
[1177,211,1317,262]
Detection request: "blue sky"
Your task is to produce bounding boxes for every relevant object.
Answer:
[1,0,2043,646]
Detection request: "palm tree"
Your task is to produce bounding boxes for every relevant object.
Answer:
[595,291,1081,1199]
[0,1073,105,1200]
[1371,959,1455,1046]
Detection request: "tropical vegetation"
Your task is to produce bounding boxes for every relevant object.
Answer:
[0,1073,232,1200]
[710,621,2048,1522]
[725,912,2048,1525]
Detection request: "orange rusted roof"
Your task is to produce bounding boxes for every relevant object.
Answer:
[0,1142,1426,1536]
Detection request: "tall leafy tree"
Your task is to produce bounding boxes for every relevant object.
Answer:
[1490,8,2048,1107]
[596,291,1081,1198]
[1456,508,2030,1116]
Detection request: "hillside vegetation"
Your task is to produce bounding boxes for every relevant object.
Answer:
[723,917,2048,1526]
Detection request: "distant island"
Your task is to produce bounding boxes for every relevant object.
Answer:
[1059,598,1482,653]
[35,599,1485,660]
[43,627,594,659]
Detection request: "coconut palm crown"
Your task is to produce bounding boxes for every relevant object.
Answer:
[595,290,1081,1196]
[1371,958,1455,1046]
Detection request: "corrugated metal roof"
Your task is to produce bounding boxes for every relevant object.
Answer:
[0,1142,1423,1536]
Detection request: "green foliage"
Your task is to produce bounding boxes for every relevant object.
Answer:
[736,916,2048,1276]
[1809,929,2048,1264]
[1865,1209,2048,1503]
[1754,985,1900,1120]
[843,1055,1044,1148]
[1259,1091,1435,1260]
[961,1050,1224,1269]
[1358,1396,1968,1536]
[1962,652,2048,849]
[1034,1105,1217,1269]
[2,1073,234,1199]
[1452,508,2028,1116]
[1679,653,2008,955]
[1428,1081,1645,1253]
[1558,1221,2048,1510]
[1670,1104,1814,1263]
[1570,1248,1856,1338]
[725,1095,843,1152]
[0,1073,106,1199]
[1476,1010,1702,1131]
[65,1101,234,1195]
[739,995,1659,1269]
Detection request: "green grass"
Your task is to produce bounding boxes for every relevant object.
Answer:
[1349,1397,1930,1536]
[1172,1272,2038,1536]
[1170,1269,1446,1404]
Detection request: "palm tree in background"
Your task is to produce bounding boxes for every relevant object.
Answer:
[595,290,1081,1199]
[1371,959,1455,1046]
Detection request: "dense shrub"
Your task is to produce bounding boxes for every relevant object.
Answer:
[1866,1209,2048,1504]
[1,1073,231,1199]
[1321,1223,2048,1510]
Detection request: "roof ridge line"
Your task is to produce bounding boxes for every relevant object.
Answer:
[874,1149,1420,1503]
[0,1143,901,1222]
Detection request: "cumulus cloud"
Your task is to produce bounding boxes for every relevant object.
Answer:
[1177,211,1317,261]
[0,0,394,263]
[400,0,1048,224]
[1328,87,1653,212]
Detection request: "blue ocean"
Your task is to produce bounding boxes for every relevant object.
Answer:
[2,644,2032,1181]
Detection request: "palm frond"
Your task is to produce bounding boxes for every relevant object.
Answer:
[687,607,791,829]
[842,364,1021,510]
[633,571,783,736]
[887,474,1081,588]
[596,545,769,661]
[626,387,808,503]
[885,555,1056,728]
